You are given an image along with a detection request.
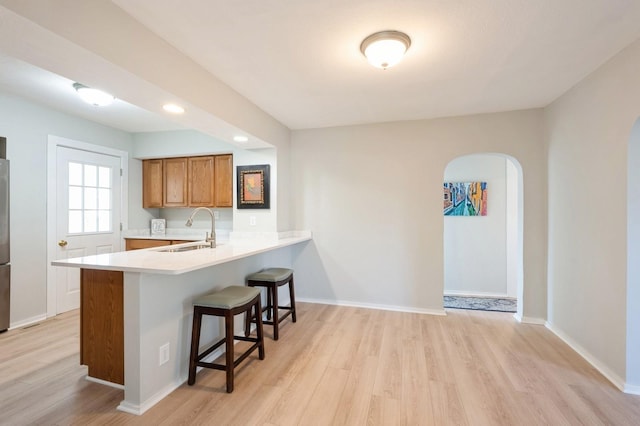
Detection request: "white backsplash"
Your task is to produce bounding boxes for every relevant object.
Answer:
[125,207,232,241]
[159,207,233,231]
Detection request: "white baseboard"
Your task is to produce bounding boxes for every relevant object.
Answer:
[297,297,446,316]
[9,314,47,330]
[624,383,640,395]
[118,379,182,415]
[513,313,546,325]
[545,321,626,392]
[117,401,143,416]
[86,375,124,389]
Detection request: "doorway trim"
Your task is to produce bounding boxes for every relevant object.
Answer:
[46,135,129,318]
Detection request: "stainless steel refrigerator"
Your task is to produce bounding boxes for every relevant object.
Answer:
[0,158,9,332]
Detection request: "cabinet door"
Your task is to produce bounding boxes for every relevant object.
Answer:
[214,154,233,207]
[142,159,163,208]
[81,269,124,385]
[188,156,215,207]
[163,158,188,207]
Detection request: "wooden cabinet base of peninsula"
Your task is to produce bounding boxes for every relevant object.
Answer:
[80,269,124,385]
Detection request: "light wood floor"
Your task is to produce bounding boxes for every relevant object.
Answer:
[1,303,639,425]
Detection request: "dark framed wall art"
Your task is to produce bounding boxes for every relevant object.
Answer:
[237,164,270,209]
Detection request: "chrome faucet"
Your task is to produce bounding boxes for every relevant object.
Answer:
[185,207,216,248]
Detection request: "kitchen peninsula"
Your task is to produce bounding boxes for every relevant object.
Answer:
[52,232,311,415]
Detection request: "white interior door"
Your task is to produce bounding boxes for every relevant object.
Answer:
[55,146,122,314]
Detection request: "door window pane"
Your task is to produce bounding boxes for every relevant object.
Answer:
[69,162,83,186]
[84,187,97,210]
[67,162,114,234]
[98,188,110,209]
[84,165,97,187]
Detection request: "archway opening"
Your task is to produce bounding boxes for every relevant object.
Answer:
[443,153,524,317]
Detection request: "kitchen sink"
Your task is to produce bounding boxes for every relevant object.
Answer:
[158,244,212,252]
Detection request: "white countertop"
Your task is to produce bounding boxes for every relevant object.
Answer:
[53,231,311,275]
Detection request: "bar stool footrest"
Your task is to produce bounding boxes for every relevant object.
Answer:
[253,310,293,327]
[196,338,226,362]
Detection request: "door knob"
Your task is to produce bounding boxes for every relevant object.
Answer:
[58,240,68,247]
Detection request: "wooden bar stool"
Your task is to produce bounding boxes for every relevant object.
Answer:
[188,285,264,393]
[244,268,296,340]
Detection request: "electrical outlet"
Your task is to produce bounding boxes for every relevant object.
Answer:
[159,343,170,366]
[213,210,219,220]
[249,216,256,226]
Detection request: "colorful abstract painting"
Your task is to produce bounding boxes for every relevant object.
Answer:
[443,182,487,216]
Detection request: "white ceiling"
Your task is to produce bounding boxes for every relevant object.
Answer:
[2,1,640,133]
[109,0,640,129]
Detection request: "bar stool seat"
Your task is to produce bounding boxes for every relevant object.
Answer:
[188,285,265,393]
[245,268,296,340]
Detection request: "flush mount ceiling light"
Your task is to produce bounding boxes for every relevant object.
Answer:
[73,82,115,106]
[233,135,249,143]
[360,30,411,69]
[162,103,185,114]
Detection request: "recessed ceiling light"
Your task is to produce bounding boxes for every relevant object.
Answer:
[233,135,249,143]
[73,82,115,106]
[163,103,185,114]
[360,30,411,69]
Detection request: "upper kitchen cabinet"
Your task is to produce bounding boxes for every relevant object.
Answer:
[142,154,233,208]
[188,156,215,206]
[214,154,233,207]
[163,157,189,207]
[142,159,163,208]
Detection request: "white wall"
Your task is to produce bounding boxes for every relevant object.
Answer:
[0,92,148,327]
[545,38,640,389]
[160,208,233,235]
[132,130,234,159]
[628,119,640,390]
[444,154,518,298]
[506,159,519,298]
[128,160,156,229]
[291,110,546,317]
